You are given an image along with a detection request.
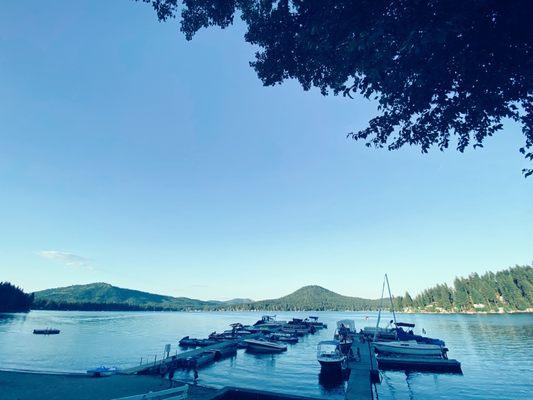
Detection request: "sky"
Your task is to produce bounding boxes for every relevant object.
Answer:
[0,1,531,301]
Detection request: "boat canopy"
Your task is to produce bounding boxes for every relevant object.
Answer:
[336,319,356,331]
[395,322,415,328]
[317,340,341,354]
[308,316,319,320]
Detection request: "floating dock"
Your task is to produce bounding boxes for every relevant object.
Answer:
[120,340,239,375]
[376,355,462,373]
[344,334,378,400]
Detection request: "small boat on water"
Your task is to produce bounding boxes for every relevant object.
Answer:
[244,338,287,353]
[317,340,348,374]
[305,316,327,329]
[334,319,356,354]
[87,366,118,377]
[252,315,286,330]
[268,333,299,344]
[373,340,447,357]
[33,328,60,335]
[395,322,445,346]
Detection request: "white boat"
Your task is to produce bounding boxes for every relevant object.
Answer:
[317,340,347,373]
[372,341,447,357]
[87,366,118,377]
[334,320,356,339]
[244,338,287,353]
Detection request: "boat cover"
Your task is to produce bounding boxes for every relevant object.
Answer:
[396,322,415,328]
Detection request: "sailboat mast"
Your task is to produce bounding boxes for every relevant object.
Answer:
[385,273,397,326]
[373,276,387,342]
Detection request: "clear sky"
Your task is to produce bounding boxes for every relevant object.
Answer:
[0,1,531,301]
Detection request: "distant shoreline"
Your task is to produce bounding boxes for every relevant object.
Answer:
[15,308,533,315]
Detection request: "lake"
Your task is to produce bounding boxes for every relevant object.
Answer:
[0,311,531,399]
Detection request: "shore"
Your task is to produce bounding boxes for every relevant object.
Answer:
[0,370,217,400]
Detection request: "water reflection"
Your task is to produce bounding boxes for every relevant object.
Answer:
[0,311,531,399]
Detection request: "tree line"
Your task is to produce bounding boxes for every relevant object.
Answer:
[394,265,533,312]
[0,282,34,312]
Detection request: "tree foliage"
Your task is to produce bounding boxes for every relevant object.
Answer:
[140,0,533,176]
[0,282,33,313]
[395,265,533,312]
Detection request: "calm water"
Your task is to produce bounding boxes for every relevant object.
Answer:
[0,311,532,399]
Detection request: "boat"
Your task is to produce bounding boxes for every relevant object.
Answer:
[362,326,396,340]
[372,340,447,357]
[305,316,327,329]
[244,338,287,353]
[268,333,299,344]
[281,326,310,336]
[87,366,118,377]
[333,319,356,354]
[317,340,348,373]
[334,320,356,340]
[33,328,60,335]
[252,315,286,331]
[395,323,445,346]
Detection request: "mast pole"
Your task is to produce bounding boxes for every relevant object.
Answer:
[373,275,386,342]
[385,273,397,326]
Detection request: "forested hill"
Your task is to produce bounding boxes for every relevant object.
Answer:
[218,286,380,311]
[10,265,533,313]
[33,283,219,311]
[394,265,533,313]
[0,282,33,312]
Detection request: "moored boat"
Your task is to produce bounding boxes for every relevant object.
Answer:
[372,340,447,357]
[33,328,60,335]
[244,338,287,353]
[317,340,347,374]
[87,366,118,377]
[305,316,327,329]
[268,333,299,344]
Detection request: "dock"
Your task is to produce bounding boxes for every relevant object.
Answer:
[120,340,239,375]
[345,334,378,400]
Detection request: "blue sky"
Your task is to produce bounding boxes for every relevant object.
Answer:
[1,1,531,300]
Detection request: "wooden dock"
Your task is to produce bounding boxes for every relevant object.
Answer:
[120,341,238,375]
[345,334,378,400]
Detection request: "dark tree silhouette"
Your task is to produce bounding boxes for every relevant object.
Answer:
[140,0,533,176]
[0,282,34,312]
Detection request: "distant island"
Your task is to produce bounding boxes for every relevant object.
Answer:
[2,265,532,314]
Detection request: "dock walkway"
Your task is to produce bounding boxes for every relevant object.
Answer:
[345,334,377,400]
[121,341,238,375]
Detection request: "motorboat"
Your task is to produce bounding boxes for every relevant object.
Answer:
[334,319,356,354]
[305,316,327,329]
[317,340,348,373]
[253,315,286,327]
[334,320,356,340]
[87,366,118,377]
[372,340,447,357]
[268,333,299,344]
[244,338,287,353]
[33,328,60,335]
[395,322,445,346]
[362,326,396,340]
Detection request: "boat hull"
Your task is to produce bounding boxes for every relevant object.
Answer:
[373,342,445,357]
[244,339,287,353]
[318,359,345,373]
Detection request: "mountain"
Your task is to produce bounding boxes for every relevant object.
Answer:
[211,298,254,305]
[32,283,377,311]
[33,282,217,311]
[222,285,380,311]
